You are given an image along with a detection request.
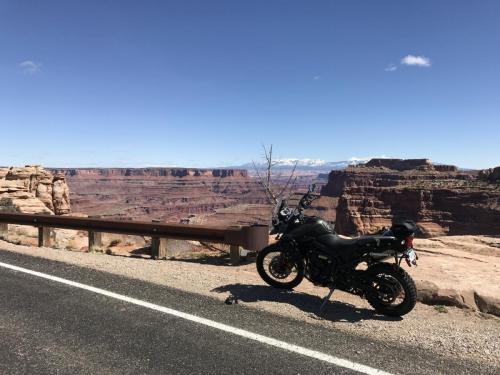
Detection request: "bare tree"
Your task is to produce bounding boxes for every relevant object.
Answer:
[253,144,298,205]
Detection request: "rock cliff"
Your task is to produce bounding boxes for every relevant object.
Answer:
[0,166,71,215]
[49,168,265,223]
[321,159,500,236]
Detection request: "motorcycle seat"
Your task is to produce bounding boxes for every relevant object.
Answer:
[317,234,391,251]
[317,234,357,248]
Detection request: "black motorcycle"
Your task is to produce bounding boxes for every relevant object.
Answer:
[256,185,418,317]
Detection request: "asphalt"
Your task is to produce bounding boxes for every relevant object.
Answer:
[0,249,496,375]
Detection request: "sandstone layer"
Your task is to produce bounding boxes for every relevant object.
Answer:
[320,159,500,236]
[49,168,268,224]
[411,235,500,316]
[0,166,71,215]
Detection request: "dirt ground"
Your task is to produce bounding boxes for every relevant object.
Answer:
[0,236,498,367]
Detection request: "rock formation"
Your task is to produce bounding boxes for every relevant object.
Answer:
[478,166,500,182]
[320,159,500,236]
[49,168,267,224]
[0,166,71,215]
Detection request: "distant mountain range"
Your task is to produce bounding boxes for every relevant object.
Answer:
[234,157,381,176]
[233,157,477,177]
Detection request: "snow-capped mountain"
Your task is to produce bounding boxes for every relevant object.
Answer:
[237,156,387,176]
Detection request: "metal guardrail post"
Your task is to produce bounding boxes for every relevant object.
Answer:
[0,223,8,240]
[38,227,52,247]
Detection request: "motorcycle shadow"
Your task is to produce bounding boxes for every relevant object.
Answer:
[212,283,402,322]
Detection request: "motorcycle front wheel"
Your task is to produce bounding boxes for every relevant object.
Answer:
[365,263,417,317]
[256,244,304,290]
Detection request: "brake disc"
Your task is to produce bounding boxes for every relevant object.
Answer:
[268,256,293,279]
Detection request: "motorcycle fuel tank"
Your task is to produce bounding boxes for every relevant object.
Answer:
[287,216,334,240]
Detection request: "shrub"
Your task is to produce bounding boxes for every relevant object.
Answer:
[434,305,448,313]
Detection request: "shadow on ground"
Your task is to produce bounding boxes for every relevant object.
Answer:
[169,253,256,266]
[106,247,257,266]
[212,283,402,323]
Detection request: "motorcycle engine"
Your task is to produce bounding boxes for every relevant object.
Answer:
[305,250,336,287]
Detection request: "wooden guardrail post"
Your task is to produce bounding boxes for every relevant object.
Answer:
[151,219,168,260]
[38,227,52,247]
[88,231,102,252]
[88,215,102,252]
[228,225,242,265]
[230,245,241,265]
[0,223,8,240]
[151,237,168,259]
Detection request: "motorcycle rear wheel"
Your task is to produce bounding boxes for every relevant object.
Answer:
[256,244,304,290]
[365,263,417,317]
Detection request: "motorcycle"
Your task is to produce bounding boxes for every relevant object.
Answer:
[256,185,418,317]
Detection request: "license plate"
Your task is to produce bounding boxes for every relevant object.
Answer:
[405,248,417,266]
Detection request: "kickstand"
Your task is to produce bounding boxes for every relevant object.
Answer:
[318,288,335,316]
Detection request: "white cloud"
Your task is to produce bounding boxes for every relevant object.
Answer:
[385,64,397,72]
[19,60,41,74]
[313,75,320,80]
[401,55,431,67]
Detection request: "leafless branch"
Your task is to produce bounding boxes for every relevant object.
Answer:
[253,144,300,205]
[278,159,298,197]
[252,159,278,205]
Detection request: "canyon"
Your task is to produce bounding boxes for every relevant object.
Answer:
[2,161,498,240]
[48,168,271,225]
[320,158,500,236]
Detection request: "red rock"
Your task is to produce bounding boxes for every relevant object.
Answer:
[48,168,266,224]
[320,159,500,236]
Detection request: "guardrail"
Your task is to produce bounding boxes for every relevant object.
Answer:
[0,212,269,265]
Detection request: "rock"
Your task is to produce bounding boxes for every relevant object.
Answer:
[474,293,500,317]
[416,280,475,309]
[48,168,267,224]
[411,236,500,317]
[0,166,71,215]
[364,158,434,171]
[479,166,500,182]
[52,175,71,215]
[224,295,239,305]
[320,159,500,236]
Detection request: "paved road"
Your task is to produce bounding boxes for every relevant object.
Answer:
[0,249,496,375]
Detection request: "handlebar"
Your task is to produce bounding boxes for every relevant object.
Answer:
[271,184,320,234]
[298,184,319,210]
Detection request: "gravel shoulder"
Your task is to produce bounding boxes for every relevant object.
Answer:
[0,239,499,368]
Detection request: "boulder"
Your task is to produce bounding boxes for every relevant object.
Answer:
[0,166,71,215]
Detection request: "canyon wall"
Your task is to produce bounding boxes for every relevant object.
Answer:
[0,166,71,215]
[321,159,500,237]
[49,168,268,224]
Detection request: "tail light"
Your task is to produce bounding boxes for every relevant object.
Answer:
[404,235,414,249]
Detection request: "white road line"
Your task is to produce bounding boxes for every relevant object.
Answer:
[0,260,393,375]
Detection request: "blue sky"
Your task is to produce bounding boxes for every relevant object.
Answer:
[1,0,499,168]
